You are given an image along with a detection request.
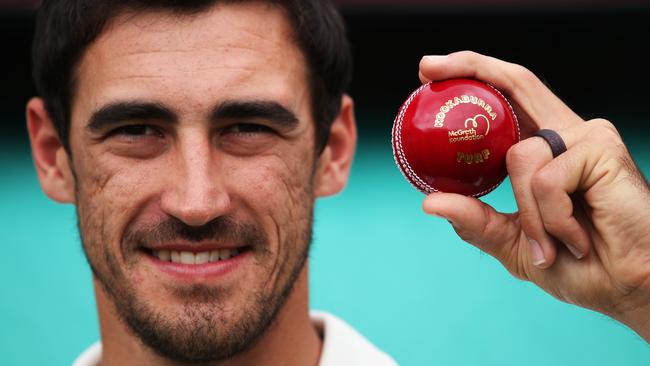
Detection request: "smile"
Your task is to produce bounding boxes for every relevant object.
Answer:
[152,248,242,264]
[140,245,253,282]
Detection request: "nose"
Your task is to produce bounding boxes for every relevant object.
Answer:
[160,135,231,227]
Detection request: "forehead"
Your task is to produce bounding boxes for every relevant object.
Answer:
[72,2,309,121]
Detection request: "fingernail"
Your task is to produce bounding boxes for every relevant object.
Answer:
[528,239,546,267]
[565,243,585,259]
[422,55,447,62]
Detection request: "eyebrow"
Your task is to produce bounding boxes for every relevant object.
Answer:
[210,100,299,129]
[87,102,177,132]
[86,99,300,132]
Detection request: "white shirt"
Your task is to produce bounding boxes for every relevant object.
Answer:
[72,311,398,366]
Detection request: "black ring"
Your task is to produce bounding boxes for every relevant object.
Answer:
[534,129,567,158]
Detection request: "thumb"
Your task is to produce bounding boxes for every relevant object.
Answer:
[423,193,521,269]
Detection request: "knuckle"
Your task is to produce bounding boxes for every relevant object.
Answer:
[512,64,536,82]
[509,64,539,93]
[453,50,480,59]
[589,117,615,130]
[540,218,564,237]
[506,140,539,173]
[531,168,556,196]
[505,146,524,172]
[451,50,482,66]
[589,118,622,141]
[586,122,628,159]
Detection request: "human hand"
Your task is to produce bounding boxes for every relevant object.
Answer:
[419,51,650,341]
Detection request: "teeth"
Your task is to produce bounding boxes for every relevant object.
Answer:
[180,251,195,264]
[195,252,210,264]
[154,248,242,264]
[210,250,220,262]
[158,250,171,261]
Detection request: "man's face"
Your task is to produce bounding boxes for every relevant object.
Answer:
[68,3,317,362]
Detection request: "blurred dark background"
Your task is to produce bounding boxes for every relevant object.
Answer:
[2,0,650,147]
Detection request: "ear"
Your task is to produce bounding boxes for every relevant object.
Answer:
[26,98,76,203]
[314,94,357,197]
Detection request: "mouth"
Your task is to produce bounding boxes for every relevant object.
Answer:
[139,245,254,281]
[143,247,251,265]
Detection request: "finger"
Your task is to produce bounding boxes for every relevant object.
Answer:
[422,193,523,272]
[418,51,584,130]
[506,138,559,269]
[531,141,595,260]
[419,70,431,84]
[524,121,620,259]
[508,122,597,265]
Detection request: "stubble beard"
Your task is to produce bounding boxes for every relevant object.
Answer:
[76,200,314,364]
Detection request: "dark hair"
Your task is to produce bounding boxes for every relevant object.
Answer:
[32,0,352,152]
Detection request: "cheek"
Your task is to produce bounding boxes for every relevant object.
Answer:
[74,157,162,251]
[230,156,314,292]
[244,153,312,204]
[79,154,165,204]
[233,155,315,242]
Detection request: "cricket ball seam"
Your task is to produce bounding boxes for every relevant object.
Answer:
[391,81,521,197]
[392,83,436,194]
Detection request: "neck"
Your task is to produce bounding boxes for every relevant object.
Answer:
[95,265,321,366]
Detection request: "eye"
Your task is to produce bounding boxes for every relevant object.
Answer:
[108,125,163,138]
[223,123,274,135]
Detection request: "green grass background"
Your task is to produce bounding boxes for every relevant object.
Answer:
[1,114,649,365]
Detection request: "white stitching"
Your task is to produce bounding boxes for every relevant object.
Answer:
[391,83,436,194]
